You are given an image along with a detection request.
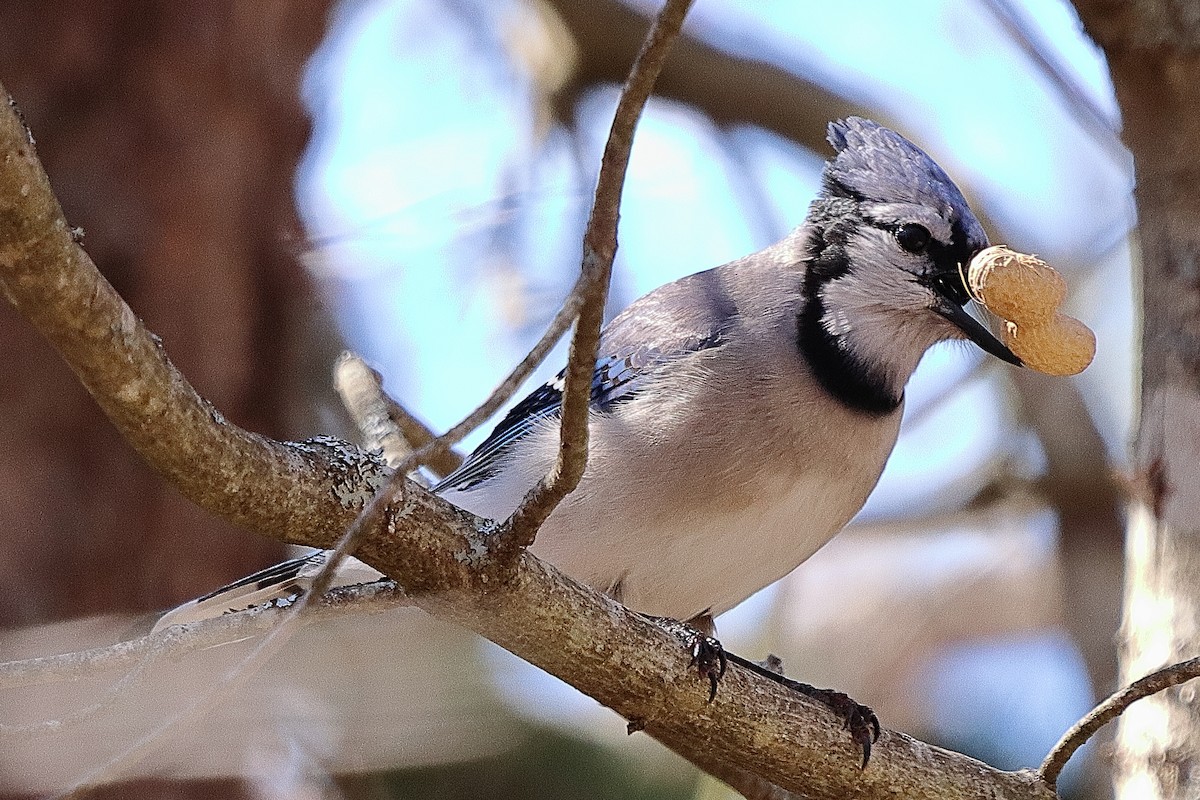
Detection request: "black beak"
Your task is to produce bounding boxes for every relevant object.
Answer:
[931,289,1023,367]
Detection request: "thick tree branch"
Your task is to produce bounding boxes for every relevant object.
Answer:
[0,13,1055,797]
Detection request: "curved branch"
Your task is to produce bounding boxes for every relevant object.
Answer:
[1040,656,1200,788]
[502,0,694,547]
[542,0,865,154]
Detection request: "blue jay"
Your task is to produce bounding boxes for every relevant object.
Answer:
[156,118,1020,761]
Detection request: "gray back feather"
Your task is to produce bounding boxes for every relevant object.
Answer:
[435,268,737,492]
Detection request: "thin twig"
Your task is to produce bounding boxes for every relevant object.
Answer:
[503,0,695,548]
[344,264,595,481]
[1039,656,1200,788]
[0,581,406,692]
[433,267,589,451]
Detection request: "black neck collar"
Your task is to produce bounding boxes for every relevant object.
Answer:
[795,211,903,417]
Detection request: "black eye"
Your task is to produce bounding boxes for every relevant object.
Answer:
[895,223,931,253]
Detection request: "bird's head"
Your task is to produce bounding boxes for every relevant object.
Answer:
[797,117,1020,415]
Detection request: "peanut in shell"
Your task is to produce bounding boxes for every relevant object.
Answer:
[1002,316,1095,377]
[963,244,1095,376]
[967,246,1065,324]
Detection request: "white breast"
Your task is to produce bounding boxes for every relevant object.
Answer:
[442,342,903,621]
[546,469,888,620]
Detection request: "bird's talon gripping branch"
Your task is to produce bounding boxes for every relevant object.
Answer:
[651,615,728,702]
[808,687,880,769]
[724,652,880,768]
[688,633,728,703]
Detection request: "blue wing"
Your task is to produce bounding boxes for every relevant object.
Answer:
[433,267,736,493]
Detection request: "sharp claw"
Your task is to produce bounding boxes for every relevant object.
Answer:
[842,703,880,768]
[687,635,726,703]
[859,733,871,770]
[727,659,880,769]
[664,619,726,702]
[663,620,880,765]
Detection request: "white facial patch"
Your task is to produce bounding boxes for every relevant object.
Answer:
[864,201,954,247]
[818,228,962,387]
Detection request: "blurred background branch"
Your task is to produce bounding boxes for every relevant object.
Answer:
[541,0,868,151]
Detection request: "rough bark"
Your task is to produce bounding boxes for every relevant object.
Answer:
[1071,2,1200,797]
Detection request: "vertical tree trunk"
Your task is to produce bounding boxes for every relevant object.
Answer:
[0,3,336,797]
[0,2,334,627]
[1072,3,1200,797]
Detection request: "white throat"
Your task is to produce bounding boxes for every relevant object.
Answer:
[819,269,950,395]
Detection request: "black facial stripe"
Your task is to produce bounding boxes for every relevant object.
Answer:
[862,216,971,270]
[795,232,903,417]
[924,217,977,276]
[864,215,979,305]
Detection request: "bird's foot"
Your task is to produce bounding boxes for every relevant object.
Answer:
[687,632,728,702]
[642,616,878,765]
[649,615,728,702]
[725,652,880,768]
[794,684,881,769]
